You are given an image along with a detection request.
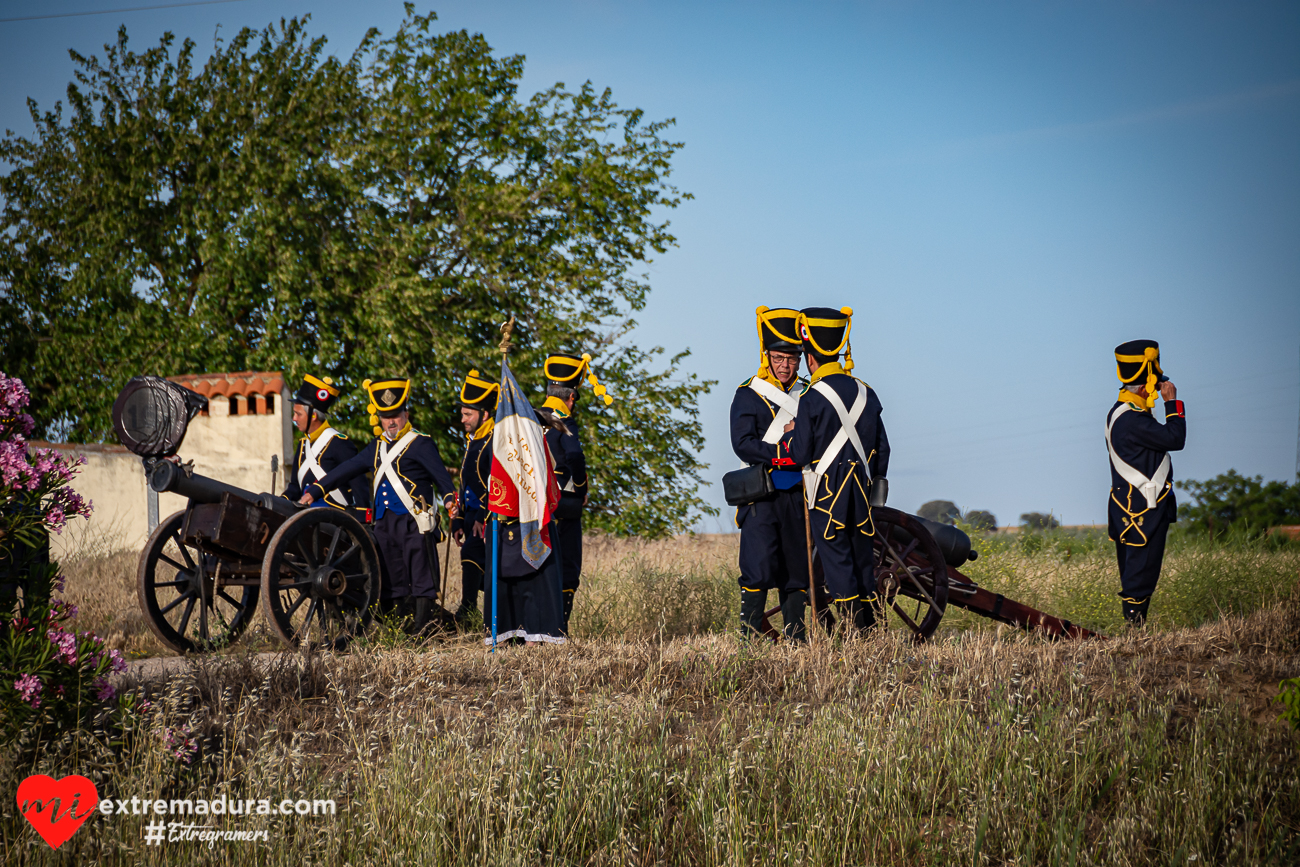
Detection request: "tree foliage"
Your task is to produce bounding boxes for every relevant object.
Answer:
[1177,470,1300,538]
[1019,512,1060,531]
[961,509,998,533]
[0,8,713,537]
[917,500,960,525]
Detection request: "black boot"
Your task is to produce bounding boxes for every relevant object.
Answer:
[561,591,575,635]
[779,590,807,642]
[455,572,481,623]
[410,597,433,636]
[739,588,768,640]
[839,598,876,636]
[1122,596,1150,627]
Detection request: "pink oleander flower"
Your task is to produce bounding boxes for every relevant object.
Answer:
[163,726,197,764]
[105,648,128,675]
[50,599,78,621]
[93,678,116,702]
[48,628,78,665]
[14,674,42,708]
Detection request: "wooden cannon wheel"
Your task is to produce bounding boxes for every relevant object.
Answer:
[868,507,950,642]
[137,510,260,654]
[259,508,380,650]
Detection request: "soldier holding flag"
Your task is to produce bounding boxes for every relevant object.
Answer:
[485,353,566,646]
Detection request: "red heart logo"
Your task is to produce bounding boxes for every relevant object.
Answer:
[17,774,98,850]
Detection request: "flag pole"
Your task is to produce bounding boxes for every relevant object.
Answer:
[490,315,516,653]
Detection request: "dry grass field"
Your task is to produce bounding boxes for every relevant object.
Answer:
[4,529,1299,864]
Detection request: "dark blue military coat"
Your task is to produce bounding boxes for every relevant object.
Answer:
[309,428,455,514]
[545,411,587,507]
[1107,398,1186,546]
[786,368,889,535]
[452,430,493,535]
[283,426,367,507]
[730,374,807,525]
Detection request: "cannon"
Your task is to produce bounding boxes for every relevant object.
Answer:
[760,507,1099,642]
[113,377,380,653]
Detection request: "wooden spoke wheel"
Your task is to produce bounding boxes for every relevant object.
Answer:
[869,507,950,642]
[260,508,379,650]
[137,510,259,654]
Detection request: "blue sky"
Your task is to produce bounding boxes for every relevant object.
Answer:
[3,1,1298,530]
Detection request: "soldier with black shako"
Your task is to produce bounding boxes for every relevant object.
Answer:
[451,370,498,623]
[538,352,613,633]
[1107,340,1186,626]
[785,307,890,634]
[730,306,813,640]
[299,378,456,634]
[282,374,368,508]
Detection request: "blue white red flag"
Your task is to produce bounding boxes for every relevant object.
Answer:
[488,359,559,569]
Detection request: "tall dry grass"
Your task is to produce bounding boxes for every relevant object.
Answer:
[3,595,1298,864]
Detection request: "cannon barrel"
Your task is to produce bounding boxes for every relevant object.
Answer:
[915,516,978,566]
[148,461,297,518]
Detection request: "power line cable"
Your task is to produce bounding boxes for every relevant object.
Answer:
[0,0,249,24]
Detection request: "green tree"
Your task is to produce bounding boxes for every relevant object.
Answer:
[1019,512,1059,530]
[962,509,998,533]
[917,500,960,525]
[1177,470,1300,537]
[0,8,712,537]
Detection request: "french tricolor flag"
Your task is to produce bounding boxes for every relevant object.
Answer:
[487,359,560,568]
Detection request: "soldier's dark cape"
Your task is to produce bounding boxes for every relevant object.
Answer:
[282,426,367,507]
[1107,396,1186,599]
[786,364,889,603]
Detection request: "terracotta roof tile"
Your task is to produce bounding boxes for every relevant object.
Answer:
[167,371,284,399]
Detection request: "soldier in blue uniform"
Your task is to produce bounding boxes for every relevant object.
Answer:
[1107,340,1186,625]
[451,370,498,623]
[538,352,613,633]
[282,374,368,508]
[786,307,890,634]
[298,378,456,634]
[731,306,813,640]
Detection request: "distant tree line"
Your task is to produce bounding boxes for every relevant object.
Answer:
[1178,470,1300,537]
[916,500,998,533]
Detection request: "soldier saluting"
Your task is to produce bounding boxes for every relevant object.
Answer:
[282,374,367,508]
[451,370,499,623]
[785,306,890,634]
[730,307,813,640]
[1107,340,1186,626]
[298,378,456,634]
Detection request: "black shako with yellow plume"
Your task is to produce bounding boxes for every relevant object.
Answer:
[543,353,613,407]
[784,304,889,634]
[797,306,856,370]
[1105,339,1186,626]
[730,305,813,641]
[1114,339,1169,410]
[459,369,500,412]
[283,374,364,507]
[290,374,342,417]
[362,378,413,436]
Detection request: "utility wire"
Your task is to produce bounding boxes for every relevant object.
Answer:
[0,0,249,24]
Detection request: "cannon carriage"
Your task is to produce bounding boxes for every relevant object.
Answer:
[760,506,1099,642]
[113,377,380,654]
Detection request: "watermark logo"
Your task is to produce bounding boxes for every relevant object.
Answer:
[17,774,98,850]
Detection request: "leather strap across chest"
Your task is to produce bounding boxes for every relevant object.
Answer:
[1105,403,1170,510]
[375,430,421,514]
[299,428,346,506]
[802,380,870,506]
[748,377,800,444]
